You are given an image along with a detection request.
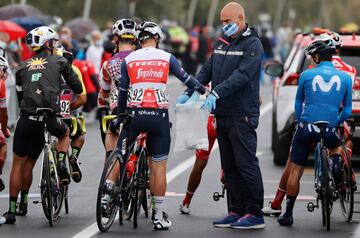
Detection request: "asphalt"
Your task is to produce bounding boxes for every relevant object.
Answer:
[0,78,359,238]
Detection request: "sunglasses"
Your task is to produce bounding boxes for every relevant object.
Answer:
[0,67,7,74]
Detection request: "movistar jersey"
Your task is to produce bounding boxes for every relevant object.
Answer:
[295,61,352,127]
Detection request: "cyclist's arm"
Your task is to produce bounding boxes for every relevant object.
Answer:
[117,63,130,117]
[294,73,305,121]
[59,57,83,94]
[338,75,352,124]
[70,65,87,110]
[184,54,214,97]
[0,81,8,134]
[169,55,206,94]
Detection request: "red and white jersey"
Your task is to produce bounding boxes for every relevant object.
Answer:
[125,47,170,109]
[98,51,132,111]
[0,79,7,109]
[332,56,357,85]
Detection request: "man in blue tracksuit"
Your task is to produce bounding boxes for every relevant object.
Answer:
[277,39,352,226]
[177,2,265,229]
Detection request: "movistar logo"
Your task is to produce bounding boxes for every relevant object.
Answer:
[312,75,341,92]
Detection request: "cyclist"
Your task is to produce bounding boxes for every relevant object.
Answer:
[113,21,206,230]
[0,56,10,192]
[263,32,356,217]
[97,19,137,157]
[276,39,352,226]
[56,46,87,183]
[1,26,83,224]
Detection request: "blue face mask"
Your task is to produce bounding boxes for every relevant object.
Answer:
[223,22,239,37]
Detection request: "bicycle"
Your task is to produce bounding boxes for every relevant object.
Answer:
[96,113,149,232]
[306,122,355,231]
[33,108,66,226]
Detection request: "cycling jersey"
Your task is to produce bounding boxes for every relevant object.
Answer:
[118,47,205,112]
[16,52,83,114]
[332,56,357,84]
[295,61,352,127]
[0,79,6,109]
[98,51,132,111]
[60,65,87,118]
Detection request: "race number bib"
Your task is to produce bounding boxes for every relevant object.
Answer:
[128,88,145,105]
[60,94,71,118]
[109,89,119,111]
[155,89,169,108]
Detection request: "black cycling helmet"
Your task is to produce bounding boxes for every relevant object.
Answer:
[305,39,336,56]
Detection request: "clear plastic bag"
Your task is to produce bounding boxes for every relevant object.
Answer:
[174,101,209,151]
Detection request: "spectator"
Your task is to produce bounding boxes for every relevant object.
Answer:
[260,28,274,84]
[275,21,293,62]
[59,26,79,57]
[86,30,104,75]
[197,28,208,66]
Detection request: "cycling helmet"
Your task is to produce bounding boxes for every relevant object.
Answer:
[25,26,58,50]
[319,31,342,47]
[112,19,137,40]
[137,21,163,41]
[0,56,9,69]
[305,39,336,56]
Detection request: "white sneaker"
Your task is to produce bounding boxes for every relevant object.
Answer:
[153,217,172,230]
[0,216,5,224]
[179,203,191,214]
[262,201,281,216]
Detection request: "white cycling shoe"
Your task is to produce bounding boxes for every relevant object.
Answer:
[0,216,5,225]
[179,203,191,214]
[262,201,281,216]
[153,217,172,230]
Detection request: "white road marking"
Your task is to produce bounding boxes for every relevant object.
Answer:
[73,102,273,238]
[0,193,41,199]
[264,195,316,201]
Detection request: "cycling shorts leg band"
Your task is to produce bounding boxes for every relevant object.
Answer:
[152,154,168,162]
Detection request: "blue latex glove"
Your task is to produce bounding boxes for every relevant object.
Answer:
[201,93,217,112]
[176,94,190,105]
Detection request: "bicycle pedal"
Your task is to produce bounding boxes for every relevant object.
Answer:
[33,201,41,204]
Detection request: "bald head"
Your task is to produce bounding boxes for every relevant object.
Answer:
[220,2,246,36]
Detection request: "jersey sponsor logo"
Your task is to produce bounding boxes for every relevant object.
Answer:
[31,73,42,82]
[312,75,341,93]
[26,57,48,71]
[136,68,164,80]
[127,60,169,69]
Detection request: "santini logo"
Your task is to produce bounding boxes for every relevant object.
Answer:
[312,75,341,92]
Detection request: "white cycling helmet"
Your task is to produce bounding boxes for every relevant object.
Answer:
[138,21,163,41]
[319,31,342,47]
[112,19,137,40]
[0,56,9,68]
[25,26,58,50]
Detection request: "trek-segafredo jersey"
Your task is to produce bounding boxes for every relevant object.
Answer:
[125,47,171,109]
[295,61,352,127]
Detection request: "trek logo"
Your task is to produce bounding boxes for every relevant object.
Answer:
[312,75,341,93]
[27,57,48,71]
[128,60,169,69]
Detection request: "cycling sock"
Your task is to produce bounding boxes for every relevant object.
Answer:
[9,197,17,213]
[58,151,67,162]
[284,195,296,217]
[272,188,286,208]
[71,147,81,159]
[183,190,194,205]
[154,196,165,220]
[20,190,29,205]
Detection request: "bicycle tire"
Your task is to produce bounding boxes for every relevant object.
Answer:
[321,148,331,231]
[64,186,69,214]
[52,150,65,219]
[96,150,123,232]
[41,149,53,226]
[133,182,139,229]
[339,146,354,222]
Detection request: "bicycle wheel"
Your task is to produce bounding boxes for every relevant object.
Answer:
[321,148,331,231]
[96,150,124,232]
[64,186,69,214]
[52,151,65,219]
[339,147,354,222]
[40,149,53,226]
[133,150,148,229]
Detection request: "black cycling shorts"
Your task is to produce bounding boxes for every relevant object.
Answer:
[117,108,171,162]
[63,118,83,139]
[13,114,68,160]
